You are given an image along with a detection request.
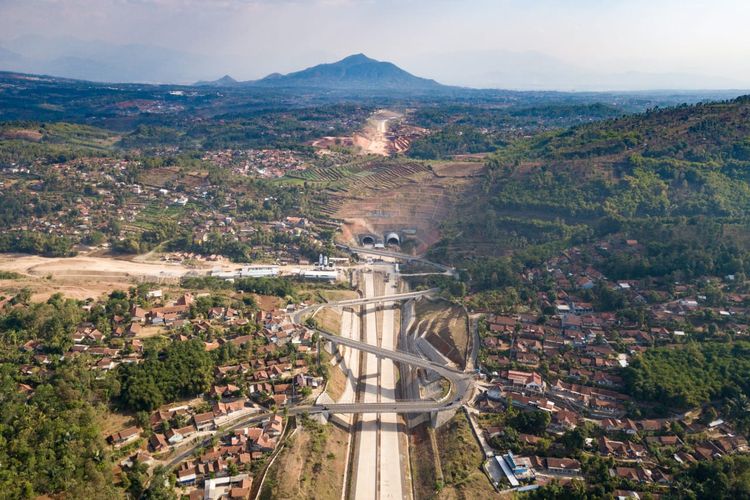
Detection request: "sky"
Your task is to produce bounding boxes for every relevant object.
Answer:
[1,0,749,90]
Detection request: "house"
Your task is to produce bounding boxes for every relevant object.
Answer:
[504,370,545,391]
[271,394,288,407]
[571,302,594,315]
[149,433,169,452]
[131,306,148,323]
[165,428,184,445]
[211,384,241,399]
[96,357,116,371]
[613,467,649,483]
[602,418,638,435]
[194,412,216,431]
[229,486,251,499]
[164,425,195,444]
[561,314,583,331]
[214,399,247,416]
[599,437,646,459]
[549,410,579,432]
[546,457,581,475]
[264,414,284,437]
[107,427,140,447]
[177,466,197,485]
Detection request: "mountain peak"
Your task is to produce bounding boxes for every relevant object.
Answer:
[340,53,373,63]
[194,74,238,87]
[253,53,442,91]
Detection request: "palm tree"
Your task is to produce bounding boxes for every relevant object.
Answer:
[727,394,750,420]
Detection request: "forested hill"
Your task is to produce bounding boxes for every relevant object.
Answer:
[431,95,750,268]
[523,94,750,162]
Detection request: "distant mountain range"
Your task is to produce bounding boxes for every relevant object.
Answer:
[1,35,747,92]
[195,54,445,91]
[0,35,226,84]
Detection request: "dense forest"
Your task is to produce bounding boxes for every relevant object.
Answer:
[0,361,122,499]
[117,339,214,412]
[0,294,122,498]
[623,342,750,412]
[434,96,750,285]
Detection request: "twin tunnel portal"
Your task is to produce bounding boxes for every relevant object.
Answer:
[360,231,402,247]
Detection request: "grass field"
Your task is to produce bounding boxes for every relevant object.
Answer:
[434,412,497,500]
[410,423,442,499]
[318,289,359,302]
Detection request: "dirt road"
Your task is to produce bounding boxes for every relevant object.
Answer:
[355,110,402,156]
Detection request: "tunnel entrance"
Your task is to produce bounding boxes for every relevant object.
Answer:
[361,235,375,246]
[385,232,401,246]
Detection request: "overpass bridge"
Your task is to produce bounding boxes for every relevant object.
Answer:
[336,244,456,275]
[310,329,474,415]
[161,295,474,473]
[331,288,439,307]
[292,288,439,324]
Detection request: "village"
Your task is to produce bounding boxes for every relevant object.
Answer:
[469,235,750,496]
[0,151,334,266]
[11,278,329,499]
[201,148,311,179]
[5,225,750,498]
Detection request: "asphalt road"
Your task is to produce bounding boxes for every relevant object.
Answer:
[291,288,437,324]
[331,289,438,307]
[309,330,473,415]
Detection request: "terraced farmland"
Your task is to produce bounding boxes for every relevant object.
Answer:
[306,159,481,253]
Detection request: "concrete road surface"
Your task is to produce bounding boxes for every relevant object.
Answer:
[354,271,379,500]
[378,266,404,500]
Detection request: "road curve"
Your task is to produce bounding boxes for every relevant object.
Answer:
[312,330,473,414]
[160,316,474,473]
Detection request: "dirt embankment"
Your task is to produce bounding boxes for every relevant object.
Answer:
[354,110,403,156]
[0,254,209,279]
[412,299,470,369]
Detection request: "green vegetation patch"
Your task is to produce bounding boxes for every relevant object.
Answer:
[624,341,750,411]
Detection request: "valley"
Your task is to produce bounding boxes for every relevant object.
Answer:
[3,50,750,500]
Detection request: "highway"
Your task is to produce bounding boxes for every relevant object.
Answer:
[377,266,404,500]
[296,328,473,415]
[160,262,472,492]
[353,271,379,500]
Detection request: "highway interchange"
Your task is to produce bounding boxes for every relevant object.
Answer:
[162,247,472,500]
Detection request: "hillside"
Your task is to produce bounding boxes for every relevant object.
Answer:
[431,95,750,265]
